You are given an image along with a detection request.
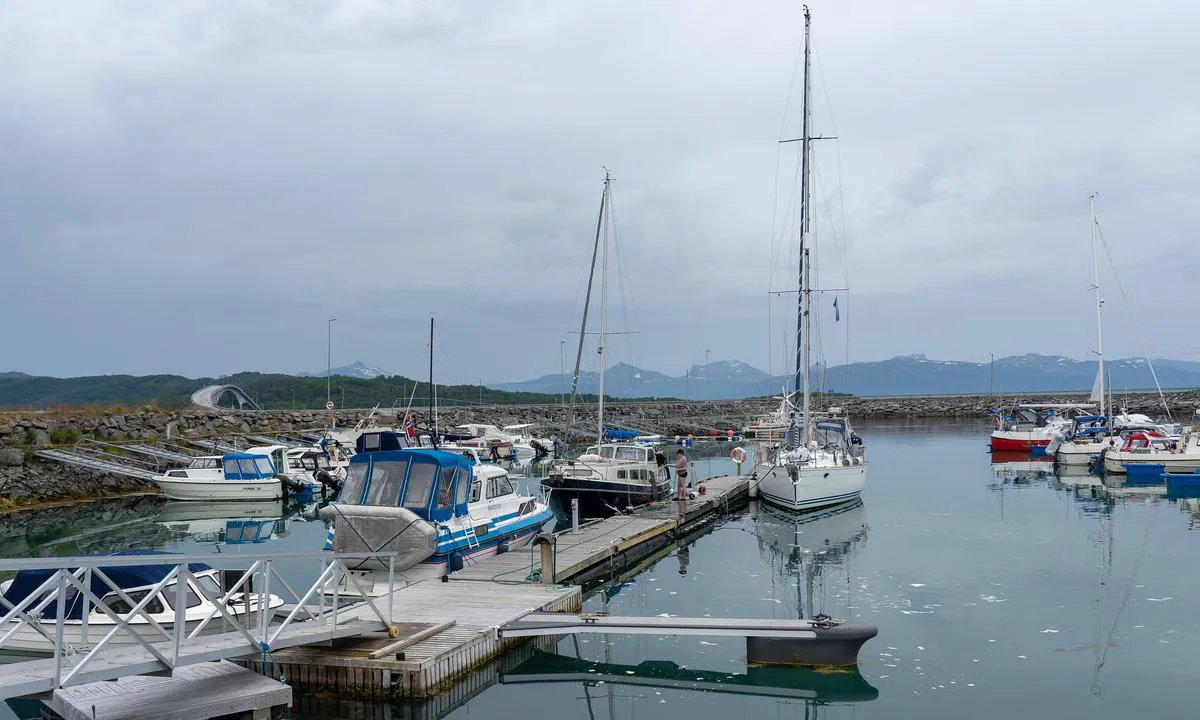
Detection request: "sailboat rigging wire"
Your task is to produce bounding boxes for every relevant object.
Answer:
[814,42,853,387]
[604,184,642,396]
[1093,221,1172,420]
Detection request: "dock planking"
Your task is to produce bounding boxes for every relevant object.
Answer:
[257,475,750,697]
[47,661,290,720]
[452,473,750,585]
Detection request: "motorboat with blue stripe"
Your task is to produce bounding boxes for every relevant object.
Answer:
[319,431,554,591]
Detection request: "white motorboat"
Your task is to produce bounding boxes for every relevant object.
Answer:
[247,444,345,493]
[502,424,558,458]
[443,424,516,460]
[152,452,283,501]
[320,436,554,590]
[0,551,282,655]
[1102,430,1200,475]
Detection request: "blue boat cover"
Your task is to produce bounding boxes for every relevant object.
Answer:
[1,550,212,620]
[222,453,276,481]
[604,429,637,440]
[340,448,474,522]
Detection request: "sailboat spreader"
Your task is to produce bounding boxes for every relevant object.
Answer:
[498,612,877,667]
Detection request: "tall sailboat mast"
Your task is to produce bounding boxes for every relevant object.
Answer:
[569,177,608,426]
[793,5,814,446]
[597,173,611,447]
[1088,193,1106,421]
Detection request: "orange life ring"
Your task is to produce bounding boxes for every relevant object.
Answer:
[730,447,747,464]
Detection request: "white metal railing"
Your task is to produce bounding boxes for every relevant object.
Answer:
[0,551,397,691]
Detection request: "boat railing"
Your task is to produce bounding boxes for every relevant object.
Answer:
[0,551,399,692]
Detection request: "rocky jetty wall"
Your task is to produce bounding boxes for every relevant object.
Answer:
[2,389,1197,506]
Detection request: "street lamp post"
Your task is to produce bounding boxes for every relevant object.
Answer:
[560,340,566,404]
[326,316,338,406]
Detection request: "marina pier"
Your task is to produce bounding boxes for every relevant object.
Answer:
[0,474,801,716]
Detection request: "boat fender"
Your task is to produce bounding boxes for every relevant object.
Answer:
[730,447,747,464]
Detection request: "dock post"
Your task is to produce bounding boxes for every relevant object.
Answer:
[533,534,556,584]
[570,499,579,533]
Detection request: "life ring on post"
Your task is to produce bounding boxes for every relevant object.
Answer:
[730,447,747,464]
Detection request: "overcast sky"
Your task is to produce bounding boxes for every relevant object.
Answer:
[2,0,1198,384]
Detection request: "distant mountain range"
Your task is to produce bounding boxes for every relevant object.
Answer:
[490,354,1200,400]
[6,353,1200,409]
[296,361,392,380]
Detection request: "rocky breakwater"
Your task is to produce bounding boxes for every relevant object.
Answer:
[3,390,1198,506]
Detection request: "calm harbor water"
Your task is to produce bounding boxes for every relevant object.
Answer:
[3,419,1199,718]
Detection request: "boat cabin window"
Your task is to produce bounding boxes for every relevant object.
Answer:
[403,463,437,509]
[195,575,222,601]
[367,459,410,506]
[471,480,482,503]
[100,588,165,615]
[164,582,204,609]
[488,475,514,499]
[339,463,369,503]
[361,433,382,452]
[599,447,616,459]
[437,467,456,510]
[190,458,219,469]
[454,469,469,506]
[616,447,641,461]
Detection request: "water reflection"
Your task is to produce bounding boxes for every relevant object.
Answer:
[752,500,868,619]
[156,496,327,549]
[502,650,878,703]
[990,451,1054,483]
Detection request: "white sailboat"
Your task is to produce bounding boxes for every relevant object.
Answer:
[1048,194,1112,466]
[546,172,671,517]
[754,7,866,513]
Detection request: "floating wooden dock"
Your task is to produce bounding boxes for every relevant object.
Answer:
[45,661,290,720]
[256,474,751,699]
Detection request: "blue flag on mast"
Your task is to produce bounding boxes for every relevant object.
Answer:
[833,296,840,322]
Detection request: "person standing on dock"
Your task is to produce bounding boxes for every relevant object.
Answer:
[674,449,689,500]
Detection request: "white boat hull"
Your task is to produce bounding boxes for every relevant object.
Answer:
[1104,452,1200,475]
[754,462,865,512]
[153,477,283,501]
[1052,440,1104,466]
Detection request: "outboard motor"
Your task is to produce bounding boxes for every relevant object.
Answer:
[314,469,341,493]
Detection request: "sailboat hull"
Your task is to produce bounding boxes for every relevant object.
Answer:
[545,475,672,518]
[755,463,865,512]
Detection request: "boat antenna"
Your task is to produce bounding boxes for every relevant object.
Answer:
[429,316,438,448]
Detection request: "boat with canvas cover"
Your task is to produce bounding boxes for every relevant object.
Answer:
[319,434,553,589]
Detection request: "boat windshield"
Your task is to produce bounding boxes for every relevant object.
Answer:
[339,463,369,504]
[615,446,643,461]
[813,420,850,450]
